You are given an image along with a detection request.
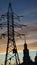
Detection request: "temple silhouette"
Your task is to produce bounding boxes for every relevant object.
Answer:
[20,41,37,65]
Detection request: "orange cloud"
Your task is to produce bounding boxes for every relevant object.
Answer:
[0,41,37,53]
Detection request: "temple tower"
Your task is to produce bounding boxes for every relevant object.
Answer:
[23,41,30,63]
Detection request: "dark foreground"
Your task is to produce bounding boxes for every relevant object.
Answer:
[20,62,37,65]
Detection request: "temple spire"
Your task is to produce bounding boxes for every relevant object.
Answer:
[23,38,31,63]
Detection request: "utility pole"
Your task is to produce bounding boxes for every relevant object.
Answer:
[4,3,20,65]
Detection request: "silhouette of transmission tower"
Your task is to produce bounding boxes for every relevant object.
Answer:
[4,3,20,65]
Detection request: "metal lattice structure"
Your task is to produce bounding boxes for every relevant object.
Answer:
[4,3,20,65]
[0,2,27,65]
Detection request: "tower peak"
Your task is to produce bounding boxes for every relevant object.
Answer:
[24,41,27,49]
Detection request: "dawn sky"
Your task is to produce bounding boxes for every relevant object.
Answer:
[0,0,37,65]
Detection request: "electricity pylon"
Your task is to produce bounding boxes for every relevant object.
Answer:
[4,3,20,65]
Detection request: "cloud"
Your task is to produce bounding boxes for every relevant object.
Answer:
[18,7,37,17]
[0,36,37,53]
[0,23,37,53]
[0,15,37,53]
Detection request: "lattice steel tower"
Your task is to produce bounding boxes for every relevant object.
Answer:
[4,3,20,65]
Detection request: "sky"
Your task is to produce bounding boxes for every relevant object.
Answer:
[0,0,37,65]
